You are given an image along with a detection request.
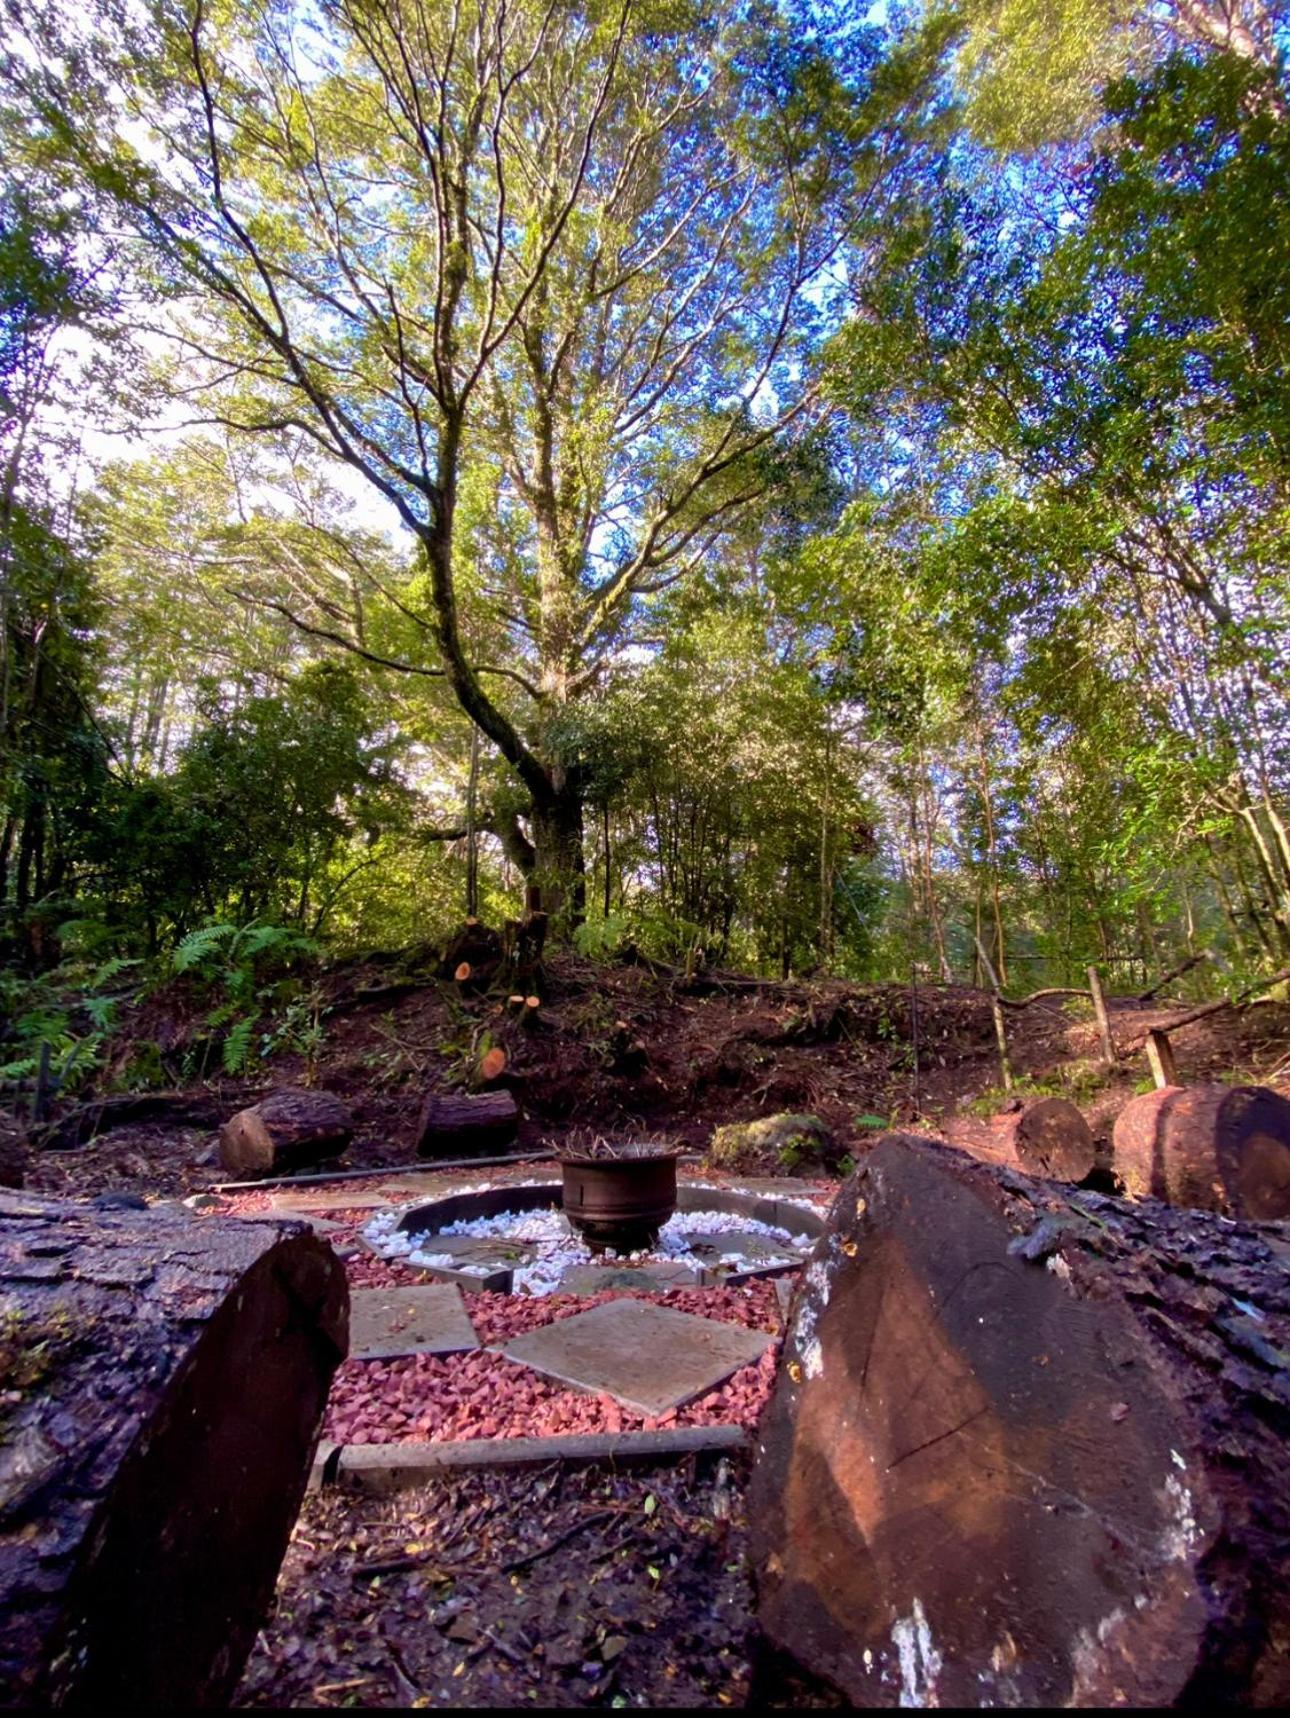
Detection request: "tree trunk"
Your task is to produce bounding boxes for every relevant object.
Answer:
[416,1090,520,1157]
[1112,1082,1290,1220]
[0,1191,348,1708]
[750,1134,1290,1708]
[530,787,586,924]
[218,1088,354,1179]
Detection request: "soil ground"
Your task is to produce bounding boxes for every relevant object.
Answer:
[9,949,1290,1708]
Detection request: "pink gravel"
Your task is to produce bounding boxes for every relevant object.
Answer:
[324,1278,786,1445]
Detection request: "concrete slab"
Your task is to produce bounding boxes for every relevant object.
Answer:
[681,1230,804,1268]
[240,1209,347,1237]
[497,1298,773,1416]
[270,1190,392,1214]
[420,1234,536,1268]
[349,1284,480,1359]
[559,1261,701,1296]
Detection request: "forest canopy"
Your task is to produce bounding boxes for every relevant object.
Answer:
[0,0,1286,1056]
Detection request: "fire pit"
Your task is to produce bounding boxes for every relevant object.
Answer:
[558,1141,681,1254]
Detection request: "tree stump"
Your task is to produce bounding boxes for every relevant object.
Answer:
[218,1088,354,1179]
[437,921,503,987]
[942,1096,1095,1183]
[415,1090,519,1157]
[0,1191,348,1707]
[750,1134,1290,1707]
[0,1128,26,1189]
[1112,1083,1290,1220]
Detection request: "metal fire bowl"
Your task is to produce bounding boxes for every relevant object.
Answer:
[560,1154,679,1255]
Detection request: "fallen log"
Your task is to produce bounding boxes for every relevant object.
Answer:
[1112,1082,1290,1220]
[0,1191,348,1707]
[416,1089,519,1157]
[750,1134,1290,1708]
[33,1091,226,1152]
[942,1096,1096,1184]
[218,1087,354,1179]
[1118,964,1290,1052]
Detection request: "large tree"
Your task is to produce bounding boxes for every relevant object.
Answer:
[9,0,887,913]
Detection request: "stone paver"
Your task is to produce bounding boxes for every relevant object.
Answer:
[349,1284,480,1359]
[681,1230,803,1268]
[559,1261,701,1296]
[497,1298,773,1416]
[270,1190,392,1214]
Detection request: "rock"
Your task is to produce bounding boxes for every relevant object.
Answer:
[91,1191,149,1211]
[218,1088,353,1179]
[1112,1082,1290,1219]
[749,1133,1290,1707]
[710,1113,833,1172]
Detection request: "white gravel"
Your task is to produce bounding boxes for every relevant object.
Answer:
[362,1202,813,1298]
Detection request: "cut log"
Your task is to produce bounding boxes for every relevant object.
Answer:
[0,1190,348,1707]
[416,1089,519,1157]
[1112,1082,1290,1220]
[749,1134,1290,1708]
[942,1096,1095,1183]
[218,1087,354,1179]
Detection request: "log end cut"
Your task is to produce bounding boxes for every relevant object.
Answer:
[749,1134,1290,1707]
[1113,1082,1290,1219]
[0,1192,348,1707]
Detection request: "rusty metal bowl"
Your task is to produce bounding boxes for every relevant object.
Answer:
[559,1145,679,1254]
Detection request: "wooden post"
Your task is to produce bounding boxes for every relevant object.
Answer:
[1087,964,1116,1065]
[1144,1027,1177,1090]
[991,993,1013,1092]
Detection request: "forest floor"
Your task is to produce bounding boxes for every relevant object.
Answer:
[10,951,1290,1708]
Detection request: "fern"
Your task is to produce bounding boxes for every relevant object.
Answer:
[89,956,141,990]
[221,1018,257,1075]
[83,995,117,1032]
[173,923,236,974]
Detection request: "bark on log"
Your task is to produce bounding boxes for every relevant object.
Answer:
[942,1097,1096,1183]
[1112,1082,1290,1220]
[750,1134,1290,1707]
[0,1191,348,1708]
[416,1090,519,1157]
[218,1087,353,1179]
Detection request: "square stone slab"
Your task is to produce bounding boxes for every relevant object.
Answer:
[681,1230,804,1268]
[349,1285,480,1359]
[497,1298,773,1416]
[559,1260,701,1296]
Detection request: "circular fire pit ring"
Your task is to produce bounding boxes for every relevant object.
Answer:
[391,1179,826,1257]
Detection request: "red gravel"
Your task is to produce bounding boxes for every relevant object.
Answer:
[325,1278,785,1445]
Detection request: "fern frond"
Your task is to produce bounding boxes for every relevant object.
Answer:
[221,1018,257,1075]
[173,923,236,973]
